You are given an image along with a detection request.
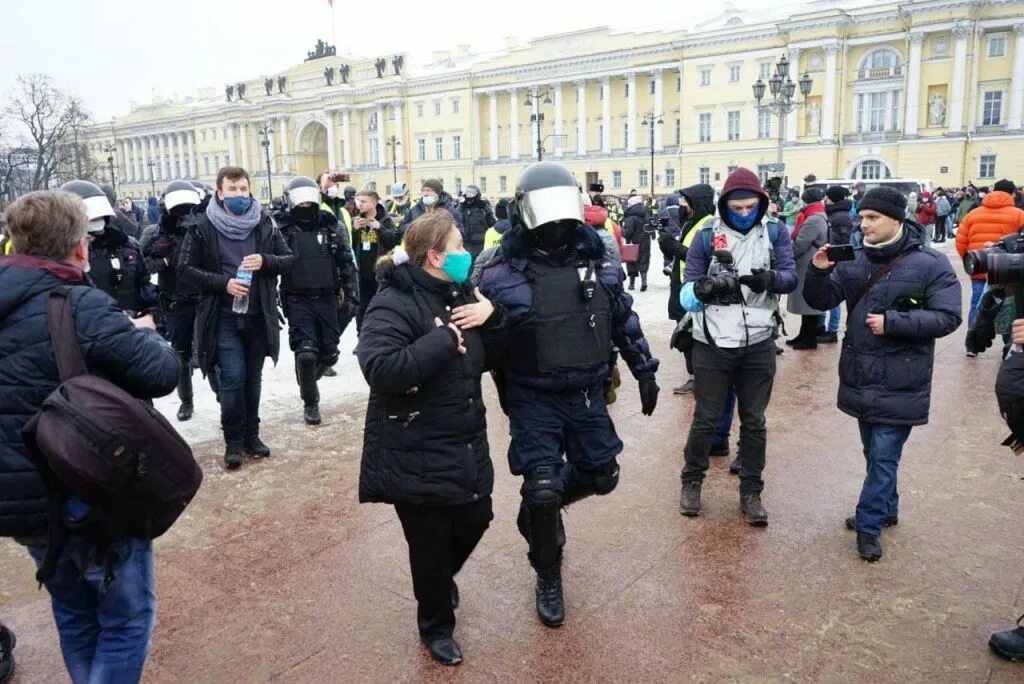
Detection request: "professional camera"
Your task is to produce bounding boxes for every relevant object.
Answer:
[695,249,744,306]
[645,214,670,235]
[964,231,1024,284]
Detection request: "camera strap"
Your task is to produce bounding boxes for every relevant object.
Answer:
[846,252,911,314]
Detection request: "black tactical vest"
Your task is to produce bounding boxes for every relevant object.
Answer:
[508,259,612,376]
[281,226,338,294]
[157,232,198,301]
[90,247,143,312]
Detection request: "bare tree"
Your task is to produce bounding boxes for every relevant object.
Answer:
[4,73,95,191]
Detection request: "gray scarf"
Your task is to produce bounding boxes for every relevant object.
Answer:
[207,197,262,240]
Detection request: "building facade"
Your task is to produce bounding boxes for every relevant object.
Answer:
[85,0,1024,201]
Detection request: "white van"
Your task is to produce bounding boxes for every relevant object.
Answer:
[801,178,933,198]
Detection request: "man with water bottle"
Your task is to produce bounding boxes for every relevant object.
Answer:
[178,167,295,469]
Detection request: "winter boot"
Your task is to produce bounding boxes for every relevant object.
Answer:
[857,532,882,562]
[679,481,702,516]
[740,493,768,526]
[535,564,565,628]
[990,616,1024,662]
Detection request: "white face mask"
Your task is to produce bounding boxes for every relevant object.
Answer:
[422,195,438,207]
[88,219,106,234]
[327,186,339,198]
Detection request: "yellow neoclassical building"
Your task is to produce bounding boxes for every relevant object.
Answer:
[85,0,1024,202]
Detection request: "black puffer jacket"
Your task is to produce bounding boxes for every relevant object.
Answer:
[358,262,502,506]
[622,201,652,275]
[460,198,496,260]
[826,199,854,245]
[0,255,179,538]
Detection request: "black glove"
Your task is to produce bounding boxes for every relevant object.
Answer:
[966,288,1004,354]
[738,268,777,294]
[639,376,659,416]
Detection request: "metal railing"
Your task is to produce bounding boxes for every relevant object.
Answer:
[842,131,901,143]
[855,65,903,80]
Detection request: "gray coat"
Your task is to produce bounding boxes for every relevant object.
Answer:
[787,211,829,315]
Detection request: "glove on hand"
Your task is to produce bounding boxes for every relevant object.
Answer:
[639,376,659,416]
[738,268,776,294]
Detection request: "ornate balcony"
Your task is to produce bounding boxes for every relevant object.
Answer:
[855,65,903,80]
[842,131,901,144]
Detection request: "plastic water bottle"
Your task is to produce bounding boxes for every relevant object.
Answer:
[232,266,252,314]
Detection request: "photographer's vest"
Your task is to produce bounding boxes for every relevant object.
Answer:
[507,260,612,376]
[281,225,339,295]
[90,246,143,313]
[693,219,780,349]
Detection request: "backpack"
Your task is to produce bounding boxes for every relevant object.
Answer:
[22,287,202,581]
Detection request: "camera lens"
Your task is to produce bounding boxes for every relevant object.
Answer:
[987,253,1024,285]
[964,250,988,276]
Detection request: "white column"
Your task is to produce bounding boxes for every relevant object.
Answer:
[377,103,387,168]
[189,131,198,177]
[134,138,143,182]
[488,93,499,160]
[786,48,801,142]
[278,117,290,172]
[949,24,970,133]
[653,71,664,151]
[822,44,839,141]
[117,140,128,184]
[553,83,564,158]
[239,123,250,169]
[326,111,338,170]
[225,124,235,166]
[160,135,170,180]
[509,88,520,160]
[472,93,482,161]
[174,132,185,178]
[577,80,587,153]
[601,77,611,154]
[341,109,352,169]
[627,73,637,153]
[1008,24,1024,130]
[904,32,925,136]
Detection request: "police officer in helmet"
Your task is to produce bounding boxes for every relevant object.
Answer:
[479,162,660,628]
[275,176,358,425]
[61,180,158,319]
[142,179,203,420]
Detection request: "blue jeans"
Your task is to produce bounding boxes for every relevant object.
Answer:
[27,537,156,684]
[818,306,841,334]
[967,279,986,328]
[855,422,912,536]
[712,386,737,447]
[216,314,268,444]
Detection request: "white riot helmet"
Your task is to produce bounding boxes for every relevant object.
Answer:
[59,180,114,233]
[162,180,201,215]
[286,176,321,208]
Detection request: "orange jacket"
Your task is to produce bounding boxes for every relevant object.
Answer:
[956,191,1024,279]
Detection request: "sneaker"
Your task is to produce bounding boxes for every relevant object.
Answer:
[989,616,1024,662]
[679,481,702,516]
[709,442,730,457]
[304,405,322,426]
[856,532,883,562]
[224,443,244,470]
[845,514,898,531]
[816,332,838,344]
[244,437,271,459]
[740,493,768,526]
[673,379,695,395]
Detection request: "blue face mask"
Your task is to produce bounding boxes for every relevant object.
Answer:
[224,196,253,215]
[441,251,472,283]
[726,207,759,232]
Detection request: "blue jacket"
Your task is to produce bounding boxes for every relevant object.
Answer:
[479,224,659,392]
[803,224,961,425]
[398,194,464,235]
[0,255,179,538]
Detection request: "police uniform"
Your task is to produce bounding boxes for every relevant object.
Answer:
[88,227,156,315]
[320,193,359,339]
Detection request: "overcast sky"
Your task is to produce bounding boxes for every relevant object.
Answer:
[2,0,802,126]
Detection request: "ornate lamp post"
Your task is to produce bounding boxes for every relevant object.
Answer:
[102,142,118,197]
[146,157,159,197]
[524,89,552,162]
[752,54,813,181]
[385,135,401,183]
[257,123,274,201]
[640,112,663,198]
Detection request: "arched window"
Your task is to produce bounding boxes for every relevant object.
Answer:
[853,158,893,180]
[858,48,903,79]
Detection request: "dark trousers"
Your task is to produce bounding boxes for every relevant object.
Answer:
[164,301,197,405]
[215,315,268,444]
[854,421,912,536]
[285,295,341,364]
[681,340,777,493]
[355,277,378,333]
[394,497,493,641]
[935,215,948,241]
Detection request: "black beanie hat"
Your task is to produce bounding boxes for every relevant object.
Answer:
[801,187,825,204]
[825,185,849,203]
[994,179,1017,195]
[857,186,907,222]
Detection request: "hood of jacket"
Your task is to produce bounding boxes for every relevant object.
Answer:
[984,191,1016,210]
[826,199,853,216]
[680,184,716,224]
[625,201,649,220]
[584,205,609,228]
[377,261,470,301]
[717,169,768,229]
[0,255,87,322]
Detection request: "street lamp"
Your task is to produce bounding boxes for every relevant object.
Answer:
[752,53,813,185]
[524,89,552,162]
[146,157,159,198]
[640,112,663,199]
[385,135,401,184]
[257,123,274,202]
[103,142,118,197]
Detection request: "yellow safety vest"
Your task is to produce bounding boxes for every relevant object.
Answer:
[483,227,503,249]
[680,214,712,272]
[321,201,353,232]
[0,236,11,255]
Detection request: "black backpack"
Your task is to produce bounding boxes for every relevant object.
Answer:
[22,286,202,581]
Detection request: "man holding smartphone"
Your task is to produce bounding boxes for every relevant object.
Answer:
[352,190,400,332]
[803,186,961,562]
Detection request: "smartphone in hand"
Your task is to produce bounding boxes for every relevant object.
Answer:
[826,245,856,262]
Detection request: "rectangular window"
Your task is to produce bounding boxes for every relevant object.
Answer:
[676,75,682,92]
[624,81,630,98]
[980,154,997,178]
[989,35,1007,58]
[665,167,676,188]
[699,166,710,185]
[700,68,711,86]
[435,137,444,160]
[453,135,461,159]
[204,157,210,175]
[201,130,206,142]
[454,177,462,194]
[434,101,441,116]
[369,138,379,166]
[417,103,424,117]
[983,91,1004,126]
[759,62,772,80]
[499,175,507,193]
[212,129,217,141]
[649,79,656,95]
[623,123,629,149]
[452,99,460,114]
[480,177,487,193]
[612,170,622,188]
[675,119,681,145]
[638,169,648,189]
[598,124,604,146]
[417,138,426,161]
[727,165,738,175]
[869,92,887,132]
[699,113,711,142]
[599,84,604,100]
[757,108,772,138]
[729,65,741,83]
[727,111,741,141]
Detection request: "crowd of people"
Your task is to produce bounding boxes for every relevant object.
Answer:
[1,159,1023,680]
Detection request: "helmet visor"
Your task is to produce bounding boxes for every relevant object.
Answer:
[519,185,583,230]
[82,195,115,221]
[288,186,321,207]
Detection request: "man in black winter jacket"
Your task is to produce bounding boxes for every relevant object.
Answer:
[0,190,178,683]
[459,185,495,261]
[178,166,295,468]
[818,185,855,343]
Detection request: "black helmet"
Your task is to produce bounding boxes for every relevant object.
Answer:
[512,162,582,230]
[343,185,357,201]
[163,180,201,213]
[59,180,114,223]
[286,176,321,209]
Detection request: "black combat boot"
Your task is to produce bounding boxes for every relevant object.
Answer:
[857,532,882,562]
[176,353,194,422]
[679,481,702,516]
[535,563,565,628]
[990,616,1024,662]
[244,436,271,459]
[224,442,244,470]
[304,405,322,426]
[740,492,768,526]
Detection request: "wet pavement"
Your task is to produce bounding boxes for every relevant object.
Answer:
[2,244,1024,682]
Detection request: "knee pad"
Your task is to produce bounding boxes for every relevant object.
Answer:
[319,351,340,369]
[520,464,564,507]
[295,349,318,369]
[564,462,620,504]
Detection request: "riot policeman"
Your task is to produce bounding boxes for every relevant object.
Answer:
[276,176,359,425]
[479,162,660,628]
[142,180,203,421]
[60,180,157,318]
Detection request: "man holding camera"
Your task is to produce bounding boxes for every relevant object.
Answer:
[804,186,961,562]
[678,167,797,525]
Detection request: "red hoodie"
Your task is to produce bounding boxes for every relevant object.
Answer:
[584,204,625,251]
[717,168,769,228]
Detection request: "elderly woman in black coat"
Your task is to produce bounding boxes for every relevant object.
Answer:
[357,210,504,666]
